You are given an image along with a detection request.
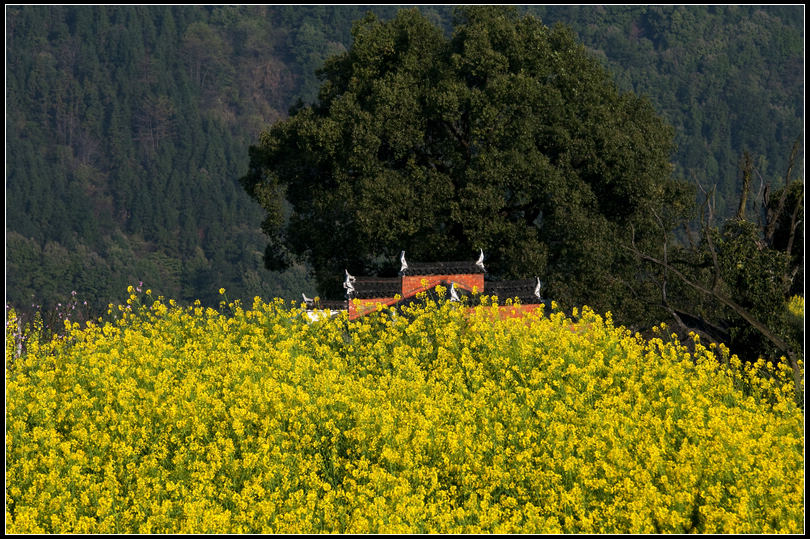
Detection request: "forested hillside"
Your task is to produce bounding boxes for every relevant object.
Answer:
[529,5,804,217]
[5,5,804,319]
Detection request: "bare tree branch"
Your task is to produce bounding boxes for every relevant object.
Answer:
[736,152,753,220]
[765,139,800,245]
[785,183,803,257]
[694,180,723,293]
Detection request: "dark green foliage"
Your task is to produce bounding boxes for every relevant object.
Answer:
[242,6,692,323]
[6,5,324,316]
[6,4,804,351]
[705,219,798,362]
[526,5,804,220]
[632,147,804,385]
[728,163,803,362]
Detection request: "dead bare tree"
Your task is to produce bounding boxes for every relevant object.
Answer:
[765,139,801,247]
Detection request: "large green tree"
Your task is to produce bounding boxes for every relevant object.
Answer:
[242,6,692,320]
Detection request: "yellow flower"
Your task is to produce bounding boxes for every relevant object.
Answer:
[4,288,803,534]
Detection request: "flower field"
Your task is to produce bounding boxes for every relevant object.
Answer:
[5,289,805,533]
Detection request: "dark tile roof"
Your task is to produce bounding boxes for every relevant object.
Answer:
[319,299,349,310]
[401,261,485,276]
[485,278,543,304]
[351,276,402,298]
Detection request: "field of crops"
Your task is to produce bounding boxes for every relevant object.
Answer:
[5,288,805,533]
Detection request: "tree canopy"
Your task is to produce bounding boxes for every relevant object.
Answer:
[242,6,692,320]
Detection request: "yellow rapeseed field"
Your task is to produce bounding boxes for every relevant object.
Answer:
[5,289,805,533]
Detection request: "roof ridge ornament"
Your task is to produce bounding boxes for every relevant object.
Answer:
[476,249,486,272]
[343,269,356,297]
[450,282,461,302]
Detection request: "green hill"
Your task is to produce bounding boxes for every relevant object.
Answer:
[5,5,804,317]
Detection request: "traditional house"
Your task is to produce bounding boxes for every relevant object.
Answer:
[303,252,550,320]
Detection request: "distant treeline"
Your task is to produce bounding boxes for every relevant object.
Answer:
[5,5,804,317]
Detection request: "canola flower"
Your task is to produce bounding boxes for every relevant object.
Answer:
[5,289,805,533]
[788,295,804,319]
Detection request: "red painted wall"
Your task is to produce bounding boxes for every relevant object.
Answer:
[346,273,545,320]
[348,296,401,320]
[401,274,484,298]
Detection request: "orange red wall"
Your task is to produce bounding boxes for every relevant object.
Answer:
[401,274,485,298]
[347,273,543,321]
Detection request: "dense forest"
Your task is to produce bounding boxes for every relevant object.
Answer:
[5,5,804,321]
